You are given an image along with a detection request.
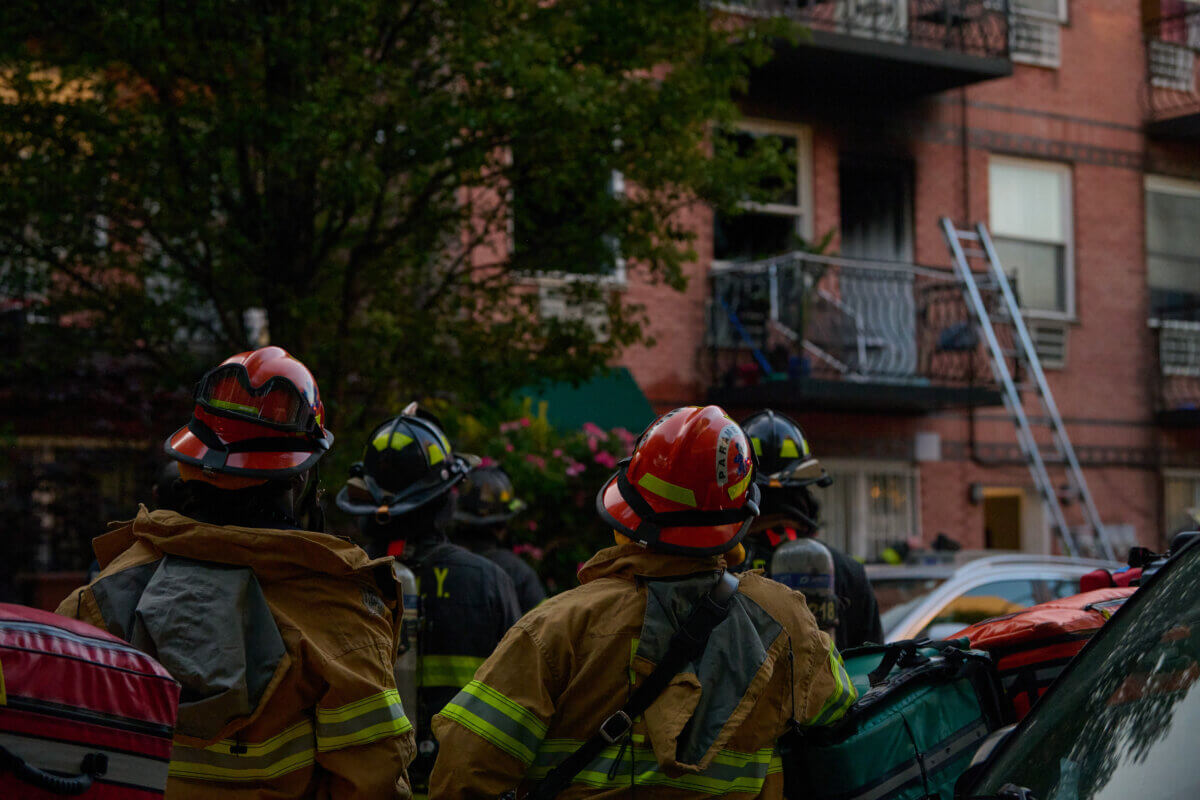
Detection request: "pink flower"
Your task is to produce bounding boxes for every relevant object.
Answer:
[526,520,538,531]
[520,417,531,428]
[582,422,606,438]
[613,427,636,443]
[552,448,564,458]
[587,437,598,452]
[479,456,496,467]
[504,442,514,452]
[513,543,544,560]
[593,451,618,469]
[565,461,586,477]
[499,420,520,433]
[524,453,546,469]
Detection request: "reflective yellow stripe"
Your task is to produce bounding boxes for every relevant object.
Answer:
[807,643,857,726]
[727,470,753,500]
[209,398,260,416]
[439,680,547,765]
[427,443,446,465]
[373,431,413,451]
[751,437,763,456]
[169,721,315,782]
[528,739,777,794]
[780,438,800,459]
[420,654,486,687]
[315,690,413,752]
[637,473,697,507]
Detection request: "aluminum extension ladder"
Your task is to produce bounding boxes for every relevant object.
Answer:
[940,218,1115,560]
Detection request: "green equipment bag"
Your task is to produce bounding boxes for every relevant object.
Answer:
[780,638,1008,800]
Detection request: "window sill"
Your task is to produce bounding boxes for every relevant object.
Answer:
[516,270,628,291]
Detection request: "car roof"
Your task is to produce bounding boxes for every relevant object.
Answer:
[866,552,1122,581]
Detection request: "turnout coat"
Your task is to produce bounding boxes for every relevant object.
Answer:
[57,507,415,799]
[430,543,856,799]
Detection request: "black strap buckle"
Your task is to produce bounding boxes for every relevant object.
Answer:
[598,710,632,744]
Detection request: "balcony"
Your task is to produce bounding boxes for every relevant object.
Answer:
[1144,5,1200,138]
[1152,317,1200,426]
[706,253,1006,414]
[714,0,1012,106]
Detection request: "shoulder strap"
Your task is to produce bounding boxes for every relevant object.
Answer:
[525,571,741,800]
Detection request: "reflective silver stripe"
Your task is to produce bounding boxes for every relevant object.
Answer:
[846,719,990,800]
[0,732,170,791]
[314,696,412,751]
[169,722,315,782]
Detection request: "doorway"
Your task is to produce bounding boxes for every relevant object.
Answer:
[983,488,1023,551]
[839,158,913,262]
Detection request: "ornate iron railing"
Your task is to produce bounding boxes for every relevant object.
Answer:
[1144,6,1200,124]
[708,252,1020,395]
[713,0,1010,60]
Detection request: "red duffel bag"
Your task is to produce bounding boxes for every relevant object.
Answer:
[0,603,180,798]
[954,587,1135,720]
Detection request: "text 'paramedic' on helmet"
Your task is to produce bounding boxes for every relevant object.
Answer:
[455,466,526,527]
[336,414,470,521]
[596,405,761,556]
[740,409,832,489]
[164,346,333,482]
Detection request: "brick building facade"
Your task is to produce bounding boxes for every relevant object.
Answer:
[617,0,1200,560]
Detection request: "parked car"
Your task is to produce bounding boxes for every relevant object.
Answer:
[869,554,1121,642]
[958,537,1200,800]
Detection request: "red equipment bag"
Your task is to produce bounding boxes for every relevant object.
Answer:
[954,587,1135,720]
[0,604,180,798]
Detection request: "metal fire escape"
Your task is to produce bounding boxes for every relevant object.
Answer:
[940,218,1116,560]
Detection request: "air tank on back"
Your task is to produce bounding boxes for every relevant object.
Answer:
[770,537,838,635]
[392,560,419,722]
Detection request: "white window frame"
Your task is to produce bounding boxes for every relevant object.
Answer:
[821,458,921,560]
[1145,175,1200,325]
[1163,469,1200,537]
[988,155,1075,321]
[711,118,813,269]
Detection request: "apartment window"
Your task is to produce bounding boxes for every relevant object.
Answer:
[1164,472,1200,537]
[1146,176,1200,321]
[713,120,812,263]
[1009,0,1065,67]
[821,461,919,561]
[989,157,1073,317]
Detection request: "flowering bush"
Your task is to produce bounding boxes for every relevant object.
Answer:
[435,398,638,594]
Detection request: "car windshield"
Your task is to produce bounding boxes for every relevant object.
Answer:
[974,543,1200,800]
[873,577,948,636]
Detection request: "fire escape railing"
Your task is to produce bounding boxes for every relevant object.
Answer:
[712,0,1011,59]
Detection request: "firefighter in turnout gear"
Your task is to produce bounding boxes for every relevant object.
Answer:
[337,413,521,791]
[57,346,416,799]
[429,406,856,799]
[453,465,546,613]
[739,410,883,650]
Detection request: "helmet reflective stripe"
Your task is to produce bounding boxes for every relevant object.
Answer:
[751,437,763,456]
[210,398,261,416]
[427,443,445,465]
[373,431,414,452]
[727,471,753,501]
[780,439,800,459]
[637,473,698,508]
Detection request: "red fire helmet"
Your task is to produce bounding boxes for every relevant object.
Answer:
[165,346,334,483]
[596,405,761,556]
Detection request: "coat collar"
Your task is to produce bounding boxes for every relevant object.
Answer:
[577,543,729,585]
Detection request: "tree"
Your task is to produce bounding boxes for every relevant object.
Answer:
[0,0,795,435]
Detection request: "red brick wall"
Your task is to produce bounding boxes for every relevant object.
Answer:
[616,0,1198,552]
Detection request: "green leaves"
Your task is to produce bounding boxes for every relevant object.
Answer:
[0,0,791,441]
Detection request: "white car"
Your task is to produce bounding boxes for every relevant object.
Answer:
[868,554,1122,642]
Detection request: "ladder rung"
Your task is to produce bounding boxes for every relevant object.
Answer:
[956,231,980,241]
[962,248,987,259]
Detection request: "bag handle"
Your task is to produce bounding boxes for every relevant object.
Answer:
[866,637,971,688]
[524,571,740,800]
[0,744,108,796]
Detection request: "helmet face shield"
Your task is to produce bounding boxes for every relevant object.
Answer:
[196,363,322,434]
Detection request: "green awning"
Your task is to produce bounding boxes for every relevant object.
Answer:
[520,368,655,432]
